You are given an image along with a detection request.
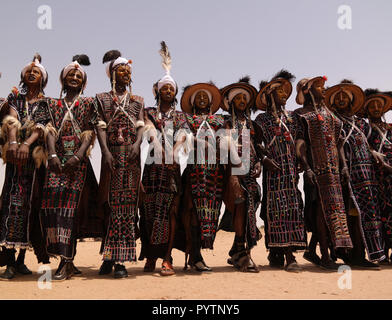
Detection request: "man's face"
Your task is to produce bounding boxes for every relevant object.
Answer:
[159,84,176,103]
[194,91,210,110]
[115,64,131,86]
[24,66,42,87]
[272,86,288,107]
[310,79,325,100]
[333,90,351,112]
[232,93,248,111]
[367,99,383,119]
[64,69,84,92]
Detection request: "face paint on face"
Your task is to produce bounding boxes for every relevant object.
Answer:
[232,93,248,111]
[64,69,84,92]
[272,86,288,107]
[367,99,383,119]
[159,83,176,103]
[334,90,351,111]
[114,64,131,87]
[24,66,43,87]
[310,79,326,100]
[194,91,210,110]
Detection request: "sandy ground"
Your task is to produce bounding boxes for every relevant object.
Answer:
[0,229,392,300]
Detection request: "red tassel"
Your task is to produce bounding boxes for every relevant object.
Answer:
[75,100,79,107]
[57,100,62,107]
[317,114,324,122]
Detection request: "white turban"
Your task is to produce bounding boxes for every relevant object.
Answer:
[21,58,48,83]
[157,73,177,91]
[61,61,87,90]
[227,88,250,104]
[105,57,132,78]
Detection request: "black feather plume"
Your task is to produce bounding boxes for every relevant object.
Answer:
[102,50,121,64]
[364,88,380,97]
[259,80,269,90]
[238,76,250,84]
[384,91,392,97]
[271,69,295,82]
[73,54,91,66]
[33,53,42,63]
[340,79,353,84]
[182,84,191,93]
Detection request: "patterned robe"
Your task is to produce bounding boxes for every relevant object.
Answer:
[0,92,48,263]
[295,105,352,249]
[223,116,261,250]
[367,121,392,248]
[37,97,103,259]
[139,107,188,260]
[183,113,225,249]
[96,92,144,263]
[338,115,384,261]
[255,111,306,250]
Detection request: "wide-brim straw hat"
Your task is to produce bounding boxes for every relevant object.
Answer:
[296,76,327,105]
[220,81,257,111]
[180,83,222,114]
[325,83,365,116]
[256,78,292,111]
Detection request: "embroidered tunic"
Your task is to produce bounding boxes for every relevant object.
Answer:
[37,97,103,259]
[96,92,144,262]
[224,116,261,249]
[338,115,384,261]
[184,113,225,249]
[139,107,188,260]
[255,111,306,250]
[0,92,47,262]
[367,121,392,248]
[295,105,352,249]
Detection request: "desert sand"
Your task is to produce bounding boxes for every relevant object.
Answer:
[0,228,391,300]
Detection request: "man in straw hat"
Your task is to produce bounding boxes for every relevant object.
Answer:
[36,54,105,280]
[176,81,225,272]
[138,41,190,276]
[254,70,306,272]
[326,80,385,268]
[220,76,262,272]
[0,54,49,279]
[362,89,392,263]
[294,75,352,270]
[94,50,145,279]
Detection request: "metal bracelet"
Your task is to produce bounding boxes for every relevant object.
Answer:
[23,141,30,146]
[9,141,17,145]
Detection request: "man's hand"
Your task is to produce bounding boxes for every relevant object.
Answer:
[103,150,115,172]
[262,157,281,173]
[305,168,317,186]
[128,143,141,162]
[16,143,29,165]
[48,157,62,174]
[341,166,350,185]
[251,161,261,178]
[63,156,80,174]
[6,142,18,163]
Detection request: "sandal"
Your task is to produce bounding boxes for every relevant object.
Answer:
[232,251,250,272]
[193,260,212,272]
[144,258,157,272]
[160,260,175,276]
[285,261,303,273]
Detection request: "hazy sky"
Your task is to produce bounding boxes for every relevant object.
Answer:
[1,1,391,225]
